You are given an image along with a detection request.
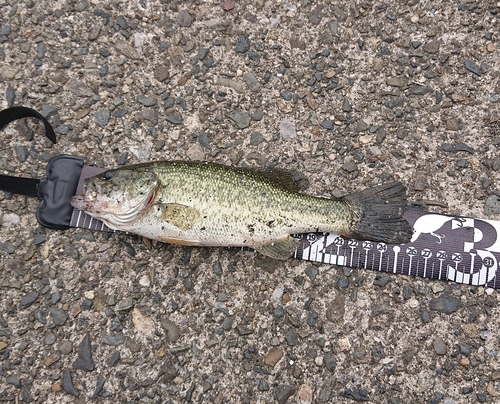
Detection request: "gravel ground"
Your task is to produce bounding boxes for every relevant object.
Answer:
[1,1,500,403]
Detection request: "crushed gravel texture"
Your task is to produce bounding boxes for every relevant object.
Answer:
[1,1,500,403]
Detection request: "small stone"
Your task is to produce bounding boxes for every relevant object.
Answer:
[0,341,8,351]
[305,266,318,281]
[90,376,106,399]
[0,242,15,254]
[72,333,95,371]
[141,108,158,126]
[433,336,447,355]
[337,277,349,288]
[137,96,157,106]
[414,175,428,191]
[222,0,235,11]
[114,39,140,59]
[229,111,250,129]
[102,335,125,346]
[484,195,500,216]
[464,60,481,76]
[21,292,39,308]
[410,85,431,95]
[373,273,391,287]
[341,160,357,173]
[320,119,334,130]
[58,341,73,355]
[275,384,297,404]
[279,118,296,140]
[6,373,21,388]
[95,110,110,128]
[154,65,170,82]
[342,98,352,112]
[45,331,56,345]
[264,347,284,367]
[161,318,181,343]
[445,118,461,131]
[423,41,439,53]
[44,353,60,367]
[251,110,264,121]
[386,77,406,87]
[243,72,261,92]
[250,131,264,145]
[236,34,250,53]
[117,297,133,311]
[285,329,299,346]
[323,351,336,371]
[107,351,120,367]
[41,105,58,117]
[62,368,79,397]
[49,307,68,326]
[166,112,183,125]
[429,294,460,314]
[176,9,192,27]
[298,384,314,404]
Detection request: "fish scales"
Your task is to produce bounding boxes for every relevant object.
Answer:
[71,161,412,259]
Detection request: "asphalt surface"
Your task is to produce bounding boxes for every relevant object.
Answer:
[1,1,500,403]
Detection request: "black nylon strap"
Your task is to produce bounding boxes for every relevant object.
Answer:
[0,174,39,197]
[0,106,56,144]
[0,106,58,198]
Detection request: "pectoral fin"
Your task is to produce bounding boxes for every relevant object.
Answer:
[256,236,299,260]
[158,203,200,231]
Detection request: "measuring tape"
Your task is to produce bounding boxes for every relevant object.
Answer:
[70,165,500,289]
[293,208,500,289]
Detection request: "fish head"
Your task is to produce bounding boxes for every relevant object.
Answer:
[71,168,159,228]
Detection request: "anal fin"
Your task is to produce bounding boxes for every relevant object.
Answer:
[256,236,299,260]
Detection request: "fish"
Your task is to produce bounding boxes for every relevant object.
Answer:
[70,161,413,260]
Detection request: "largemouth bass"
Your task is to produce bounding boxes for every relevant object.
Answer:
[71,161,413,260]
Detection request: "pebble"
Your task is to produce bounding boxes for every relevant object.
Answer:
[305,266,318,281]
[341,160,357,173]
[95,110,111,128]
[235,34,250,53]
[279,118,296,140]
[228,111,250,129]
[275,384,297,404]
[114,39,140,59]
[464,60,481,76]
[264,347,283,367]
[433,336,447,355]
[72,333,95,371]
[49,307,68,326]
[20,291,39,308]
[117,296,133,311]
[386,77,406,87]
[6,373,20,388]
[373,273,391,287]
[414,175,428,191]
[91,376,106,399]
[41,105,58,117]
[137,96,157,106]
[337,277,349,288]
[285,329,299,346]
[177,9,192,27]
[6,84,15,106]
[107,351,120,367]
[423,41,439,53]
[62,368,79,397]
[241,73,260,93]
[484,195,500,216]
[58,340,73,355]
[0,242,15,254]
[166,112,183,125]
[44,353,60,367]
[320,119,333,130]
[429,294,460,314]
[102,335,125,346]
[323,351,336,371]
[298,384,314,404]
[161,318,181,343]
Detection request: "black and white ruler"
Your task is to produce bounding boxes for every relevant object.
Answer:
[71,166,500,289]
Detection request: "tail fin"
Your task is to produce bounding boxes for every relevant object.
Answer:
[343,181,413,244]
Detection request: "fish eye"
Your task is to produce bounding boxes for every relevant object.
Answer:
[103,170,115,180]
